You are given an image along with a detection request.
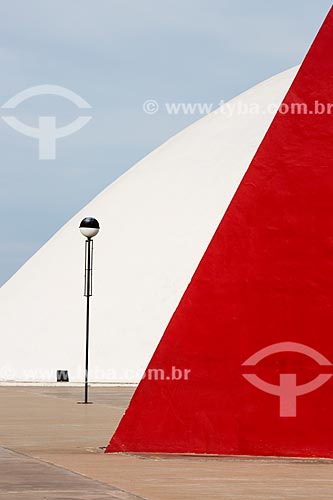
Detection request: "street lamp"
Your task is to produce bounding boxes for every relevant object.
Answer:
[79,217,100,404]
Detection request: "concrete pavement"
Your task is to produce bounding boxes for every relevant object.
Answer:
[0,446,142,500]
[0,386,333,499]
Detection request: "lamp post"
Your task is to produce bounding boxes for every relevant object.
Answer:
[79,217,100,404]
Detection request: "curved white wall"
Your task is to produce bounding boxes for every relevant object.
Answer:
[0,67,298,383]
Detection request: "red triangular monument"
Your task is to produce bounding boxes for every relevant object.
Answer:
[107,7,333,457]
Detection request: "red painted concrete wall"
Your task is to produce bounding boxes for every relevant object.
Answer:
[107,6,333,457]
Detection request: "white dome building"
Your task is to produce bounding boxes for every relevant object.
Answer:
[0,66,298,383]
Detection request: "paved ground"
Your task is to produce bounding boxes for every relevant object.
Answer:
[0,447,142,500]
[1,386,333,499]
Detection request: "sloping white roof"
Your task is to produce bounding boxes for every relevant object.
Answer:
[0,67,298,383]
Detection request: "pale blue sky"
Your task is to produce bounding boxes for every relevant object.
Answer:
[0,0,332,285]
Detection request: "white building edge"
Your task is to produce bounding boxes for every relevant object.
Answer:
[0,67,298,384]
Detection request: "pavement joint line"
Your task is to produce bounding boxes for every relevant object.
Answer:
[0,445,148,500]
[4,386,134,411]
[119,452,333,464]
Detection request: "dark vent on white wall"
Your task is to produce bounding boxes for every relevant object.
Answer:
[57,370,69,382]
